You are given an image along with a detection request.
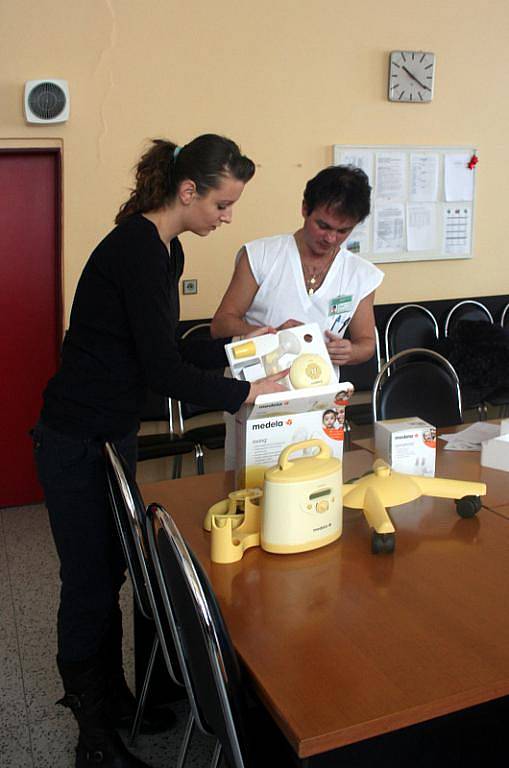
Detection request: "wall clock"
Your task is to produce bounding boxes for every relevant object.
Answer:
[388,51,435,102]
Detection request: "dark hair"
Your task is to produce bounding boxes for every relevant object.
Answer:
[115,134,255,224]
[303,165,371,223]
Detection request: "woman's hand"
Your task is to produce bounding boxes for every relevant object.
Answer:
[324,331,354,366]
[245,369,290,403]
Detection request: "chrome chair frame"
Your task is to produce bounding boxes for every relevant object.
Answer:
[103,443,186,751]
[147,503,247,768]
[176,321,226,474]
[444,299,494,338]
[343,326,381,448]
[372,347,463,424]
[384,303,439,366]
[500,302,509,329]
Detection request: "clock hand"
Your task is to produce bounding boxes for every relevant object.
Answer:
[402,65,431,91]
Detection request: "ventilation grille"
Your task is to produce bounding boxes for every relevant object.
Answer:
[24,79,70,123]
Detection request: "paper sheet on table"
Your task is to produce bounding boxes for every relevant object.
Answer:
[444,153,474,201]
[439,422,500,451]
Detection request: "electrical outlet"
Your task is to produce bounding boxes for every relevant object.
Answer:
[182,279,198,295]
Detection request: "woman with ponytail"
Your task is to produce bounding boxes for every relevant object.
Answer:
[32,134,286,768]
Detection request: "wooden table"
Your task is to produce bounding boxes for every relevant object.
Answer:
[141,450,509,762]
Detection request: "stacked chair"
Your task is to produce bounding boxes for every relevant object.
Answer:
[373,348,463,428]
[104,442,293,768]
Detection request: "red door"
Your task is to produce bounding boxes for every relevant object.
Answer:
[0,150,61,506]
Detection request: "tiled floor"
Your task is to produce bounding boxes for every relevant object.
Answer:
[0,448,223,768]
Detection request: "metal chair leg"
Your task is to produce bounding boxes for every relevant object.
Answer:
[210,740,222,768]
[129,632,159,746]
[172,455,183,479]
[195,444,205,475]
[176,710,195,768]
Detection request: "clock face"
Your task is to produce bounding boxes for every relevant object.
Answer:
[388,51,435,102]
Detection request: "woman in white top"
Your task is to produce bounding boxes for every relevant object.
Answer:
[211,165,384,467]
[212,165,383,366]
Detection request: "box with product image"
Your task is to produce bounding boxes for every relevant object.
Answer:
[225,323,353,489]
[374,417,437,477]
[233,383,354,490]
[225,323,335,390]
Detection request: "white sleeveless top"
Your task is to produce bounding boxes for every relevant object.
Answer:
[243,234,383,337]
[223,234,384,470]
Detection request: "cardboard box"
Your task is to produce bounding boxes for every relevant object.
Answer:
[234,383,353,489]
[481,433,509,472]
[225,323,335,390]
[374,417,437,477]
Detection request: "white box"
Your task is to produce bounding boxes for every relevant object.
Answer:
[374,417,437,477]
[225,323,335,390]
[481,433,509,472]
[500,419,509,436]
[234,383,353,489]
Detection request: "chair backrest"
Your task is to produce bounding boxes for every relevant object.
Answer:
[384,304,439,362]
[146,503,250,768]
[140,389,177,432]
[373,348,463,427]
[103,443,183,685]
[178,321,228,425]
[444,300,494,338]
[500,302,509,329]
[342,325,381,392]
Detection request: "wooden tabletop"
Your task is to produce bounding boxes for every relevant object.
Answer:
[141,450,509,759]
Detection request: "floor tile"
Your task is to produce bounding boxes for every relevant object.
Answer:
[28,714,77,768]
[0,721,34,768]
[125,700,216,768]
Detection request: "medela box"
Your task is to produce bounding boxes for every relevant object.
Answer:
[225,323,335,390]
[375,417,437,477]
[234,383,353,489]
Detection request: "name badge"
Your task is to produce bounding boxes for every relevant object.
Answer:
[329,295,353,316]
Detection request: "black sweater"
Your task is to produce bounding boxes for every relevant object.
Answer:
[41,215,249,439]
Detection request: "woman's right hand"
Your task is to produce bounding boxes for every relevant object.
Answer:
[245,369,290,404]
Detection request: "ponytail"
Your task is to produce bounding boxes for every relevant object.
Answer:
[116,134,255,224]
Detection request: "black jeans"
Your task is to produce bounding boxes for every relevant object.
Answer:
[32,422,137,664]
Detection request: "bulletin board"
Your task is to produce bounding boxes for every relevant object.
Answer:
[332,144,478,264]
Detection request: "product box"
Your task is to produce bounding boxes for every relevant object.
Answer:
[234,383,354,489]
[481,433,509,472]
[374,417,437,477]
[225,323,335,390]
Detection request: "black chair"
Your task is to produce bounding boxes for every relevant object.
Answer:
[343,327,382,444]
[137,388,203,478]
[444,299,494,338]
[486,302,509,417]
[103,443,186,749]
[384,304,439,364]
[146,503,293,768]
[177,322,227,474]
[373,348,463,428]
